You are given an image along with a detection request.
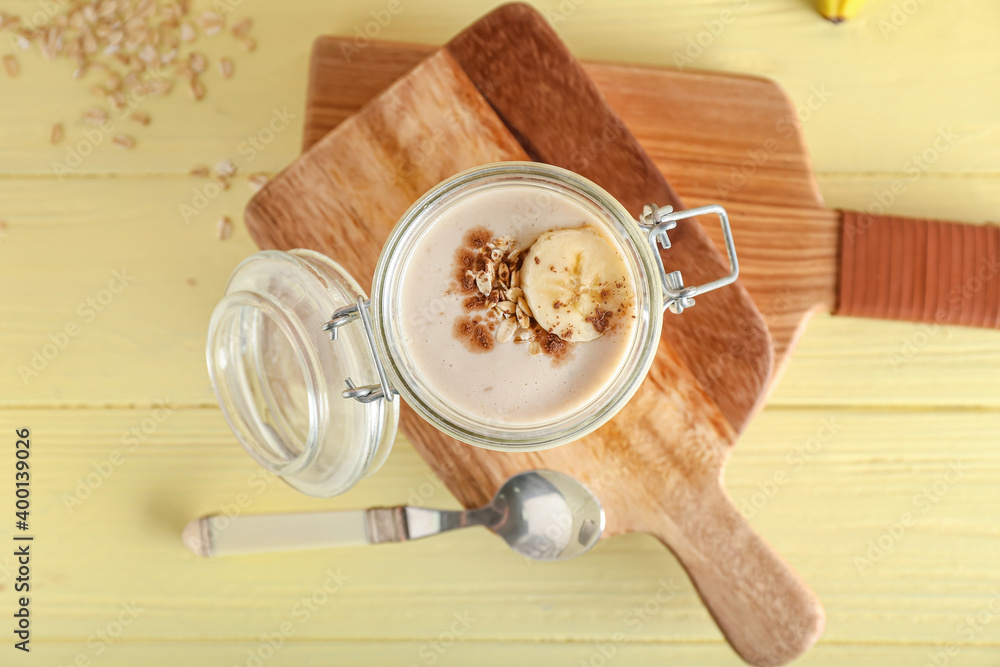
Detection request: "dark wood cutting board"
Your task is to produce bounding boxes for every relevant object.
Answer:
[244,5,824,666]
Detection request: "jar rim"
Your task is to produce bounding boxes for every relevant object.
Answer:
[371,162,664,451]
[207,286,324,476]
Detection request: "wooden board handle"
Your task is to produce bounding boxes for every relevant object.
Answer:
[837,211,1000,327]
[650,482,824,667]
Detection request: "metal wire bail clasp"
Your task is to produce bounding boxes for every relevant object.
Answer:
[321,297,397,404]
[637,203,740,314]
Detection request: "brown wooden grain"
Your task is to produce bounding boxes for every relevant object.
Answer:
[302,39,1000,395]
[302,37,840,383]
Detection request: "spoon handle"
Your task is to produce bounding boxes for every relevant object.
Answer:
[183,510,370,557]
[182,506,492,557]
[369,506,496,542]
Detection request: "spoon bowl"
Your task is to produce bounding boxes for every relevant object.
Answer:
[489,470,605,561]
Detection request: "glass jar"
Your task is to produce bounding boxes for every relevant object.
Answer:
[207,162,738,496]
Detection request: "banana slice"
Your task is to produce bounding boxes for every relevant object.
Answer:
[520,227,635,342]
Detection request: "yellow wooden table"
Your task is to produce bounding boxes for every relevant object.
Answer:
[1,0,998,664]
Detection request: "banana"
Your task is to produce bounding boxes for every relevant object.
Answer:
[520,227,635,343]
[818,0,867,22]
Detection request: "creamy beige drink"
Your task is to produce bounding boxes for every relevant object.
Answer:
[398,184,637,426]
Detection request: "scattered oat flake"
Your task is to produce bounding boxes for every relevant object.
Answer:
[3,2,259,148]
[50,123,64,145]
[130,111,151,125]
[216,216,232,240]
[107,91,126,110]
[188,77,205,100]
[230,17,252,37]
[148,79,173,97]
[83,107,109,125]
[98,0,116,18]
[198,11,223,35]
[215,159,237,177]
[190,165,210,178]
[3,54,18,78]
[138,43,158,65]
[174,61,194,80]
[112,134,135,149]
[248,172,269,191]
[188,51,207,74]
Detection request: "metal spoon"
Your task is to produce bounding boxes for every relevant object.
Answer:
[183,470,605,561]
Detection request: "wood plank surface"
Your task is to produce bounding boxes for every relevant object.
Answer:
[4,407,1000,655]
[1,0,997,178]
[1,0,999,664]
[21,643,1000,667]
[301,37,836,387]
[301,35,1000,402]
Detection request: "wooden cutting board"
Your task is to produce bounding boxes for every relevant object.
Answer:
[245,5,820,666]
[302,38,1000,389]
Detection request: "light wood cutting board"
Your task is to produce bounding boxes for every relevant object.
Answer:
[244,5,822,666]
[302,37,1000,389]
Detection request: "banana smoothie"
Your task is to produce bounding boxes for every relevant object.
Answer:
[398,184,638,426]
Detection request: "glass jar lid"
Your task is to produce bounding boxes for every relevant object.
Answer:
[206,249,398,497]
